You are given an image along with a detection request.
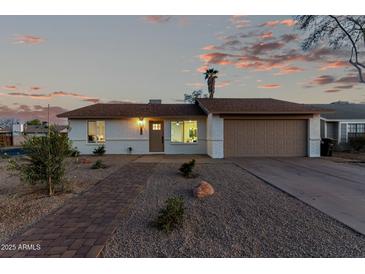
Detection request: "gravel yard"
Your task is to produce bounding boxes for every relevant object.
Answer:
[104,162,365,257]
[0,155,136,244]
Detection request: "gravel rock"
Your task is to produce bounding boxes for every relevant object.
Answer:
[104,162,365,257]
[193,181,215,199]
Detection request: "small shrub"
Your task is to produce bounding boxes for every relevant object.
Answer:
[179,159,196,178]
[349,136,365,152]
[6,126,72,196]
[93,145,105,156]
[153,196,185,233]
[91,159,107,169]
[63,179,73,193]
[70,147,80,158]
[1,153,10,159]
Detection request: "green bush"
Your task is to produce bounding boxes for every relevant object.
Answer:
[93,145,106,156]
[91,159,107,169]
[7,126,72,196]
[178,159,196,177]
[349,136,365,151]
[153,196,185,233]
[70,147,80,158]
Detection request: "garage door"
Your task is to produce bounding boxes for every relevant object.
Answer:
[224,119,307,157]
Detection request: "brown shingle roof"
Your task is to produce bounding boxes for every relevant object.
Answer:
[197,98,330,114]
[57,103,206,118]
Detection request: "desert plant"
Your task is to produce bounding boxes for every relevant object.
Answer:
[70,147,80,157]
[93,145,105,156]
[7,126,72,196]
[179,159,196,178]
[153,196,185,233]
[349,136,365,151]
[91,159,107,169]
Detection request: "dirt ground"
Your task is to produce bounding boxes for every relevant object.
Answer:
[332,151,365,162]
[0,155,136,244]
[104,162,365,258]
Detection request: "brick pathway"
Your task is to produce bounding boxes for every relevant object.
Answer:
[0,162,156,258]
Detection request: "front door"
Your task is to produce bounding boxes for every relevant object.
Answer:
[149,121,164,152]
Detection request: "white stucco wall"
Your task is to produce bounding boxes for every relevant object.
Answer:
[308,114,321,157]
[69,118,149,154]
[164,118,207,154]
[68,117,207,155]
[206,114,224,158]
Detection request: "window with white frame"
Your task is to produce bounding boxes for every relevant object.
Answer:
[87,120,105,143]
[348,123,365,133]
[171,120,198,143]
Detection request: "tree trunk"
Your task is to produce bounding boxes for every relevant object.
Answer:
[208,77,215,98]
[48,176,53,196]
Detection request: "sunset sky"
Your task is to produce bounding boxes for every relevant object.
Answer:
[0,15,364,123]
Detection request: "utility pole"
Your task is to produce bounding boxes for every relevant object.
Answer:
[48,104,52,196]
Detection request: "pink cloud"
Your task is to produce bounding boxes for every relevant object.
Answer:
[143,16,171,24]
[311,75,336,85]
[319,60,348,70]
[196,65,209,73]
[325,89,340,93]
[230,16,250,28]
[30,86,41,91]
[199,52,236,65]
[275,66,304,75]
[1,85,17,91]
[83,98,100,103]
[249,41,285,55]
[3,90,99,102]
[202,44,221,51]
[216,80,231,88]
[258,84,281,89]
[259,32,273,39]
[13,35,44,45]
[0,104,67,124]
[260,19,296,27]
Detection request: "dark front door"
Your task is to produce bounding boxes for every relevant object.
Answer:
[149,121,164,152]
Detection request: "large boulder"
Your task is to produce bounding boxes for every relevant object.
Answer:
[193,181,215,199]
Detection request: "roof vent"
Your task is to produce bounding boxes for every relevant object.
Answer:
[149,99,162,104]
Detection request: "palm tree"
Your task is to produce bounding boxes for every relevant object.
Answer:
[204,68,218,99]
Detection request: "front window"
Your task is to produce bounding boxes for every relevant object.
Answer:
[87,120,105,143]
[171,120,198,143]
[348,123,365,133]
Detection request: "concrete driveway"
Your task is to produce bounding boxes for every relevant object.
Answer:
[232,157,365,235]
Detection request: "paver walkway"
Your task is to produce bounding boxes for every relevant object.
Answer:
[0,162,156,258]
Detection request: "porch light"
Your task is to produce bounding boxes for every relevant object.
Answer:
[138,117,145,135]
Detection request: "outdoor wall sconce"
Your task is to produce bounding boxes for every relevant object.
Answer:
[138,117,145,135]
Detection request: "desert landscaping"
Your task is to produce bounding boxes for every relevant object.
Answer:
[0,155,136,244]
[103,159,365,257]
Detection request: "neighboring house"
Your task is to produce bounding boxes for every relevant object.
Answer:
[312,102,365,144]
[57,98,327,158]
[0,126,13,147]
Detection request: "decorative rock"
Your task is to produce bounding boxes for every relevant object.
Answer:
[193,181,215,199]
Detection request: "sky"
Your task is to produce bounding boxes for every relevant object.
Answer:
[0,15,364,123]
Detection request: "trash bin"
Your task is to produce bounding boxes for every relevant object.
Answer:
[321,138,335,156]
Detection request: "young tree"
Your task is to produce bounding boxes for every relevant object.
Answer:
[8,126,72,196]
[296,15,365,83]
[183,89,208,103]
[26,119,42,126]
[204,68,219,98]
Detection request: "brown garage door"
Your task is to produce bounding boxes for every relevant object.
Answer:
[224,119,307,157]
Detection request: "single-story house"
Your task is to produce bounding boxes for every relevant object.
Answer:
[312,101,365,144]
[57,98,328,158]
